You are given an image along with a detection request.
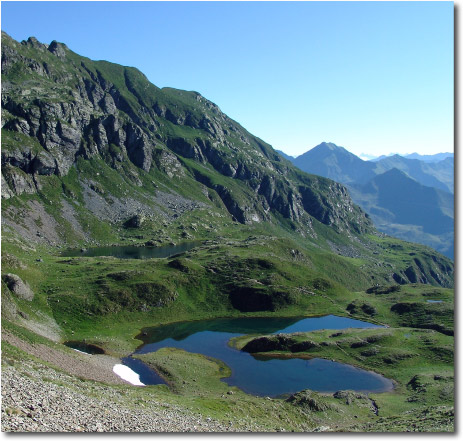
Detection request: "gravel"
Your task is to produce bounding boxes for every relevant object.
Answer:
[1,359,255,432]
[2,331,125,385]
[1,332,264,432]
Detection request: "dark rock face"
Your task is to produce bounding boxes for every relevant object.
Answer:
[228,284,295,312]
[124,214,145,228]
[242,335,294,352]
[289,340,320,352]
[346,301,377,316]
[366,285,400,295]
[1,32,373,238]
[31,151,57,175]
[350,340,369,349]
[48,41,68,58]
[166,138,205,163]
[2,273,34,301]
[241,334,319,353]
[360,347,379,357]
[390,302,454,336]
[299,181,370,234]
[168,258,190,273]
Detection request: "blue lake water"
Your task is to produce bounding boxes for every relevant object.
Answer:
[131,315,393,397]
[61,241,201,259]
[121,356,166,385]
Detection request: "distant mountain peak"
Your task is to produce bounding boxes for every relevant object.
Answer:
[381,167,407,176]
[313,142,345,151]
[374,167,414,183]
[404,152,454,163]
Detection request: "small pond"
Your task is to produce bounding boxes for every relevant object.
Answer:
[426,300,443,303]
[61,241,201,260]
[64,341,105,355]
[132,315,393,397]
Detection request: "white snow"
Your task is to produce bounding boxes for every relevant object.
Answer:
[71,348,90,355]
[113,364,145,386]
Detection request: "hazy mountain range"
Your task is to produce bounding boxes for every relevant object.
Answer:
[372,152,454,163]
[281,143,454,258]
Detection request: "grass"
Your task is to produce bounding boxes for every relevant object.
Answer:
[1,222,455,432]
[1,30,455,432]
[231,325,453,429]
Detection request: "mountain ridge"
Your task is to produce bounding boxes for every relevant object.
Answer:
[287,142,454,258]
[1,32,453,291]
[0,32,455,433]
[1,32,374,239]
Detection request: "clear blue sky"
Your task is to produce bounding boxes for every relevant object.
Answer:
[1,1,454,157]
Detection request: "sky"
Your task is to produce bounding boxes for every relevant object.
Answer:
[1,1,454,158]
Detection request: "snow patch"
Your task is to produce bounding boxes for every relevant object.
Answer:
[113,364,145,386]
[72,348,90,355]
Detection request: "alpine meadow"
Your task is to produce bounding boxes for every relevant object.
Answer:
[1,2,454,433]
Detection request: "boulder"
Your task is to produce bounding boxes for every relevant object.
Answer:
[2,273,34,301]
[124,214,145,228]
[286,390,333,412]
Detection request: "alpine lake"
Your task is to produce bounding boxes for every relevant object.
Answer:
[63,243,394,398]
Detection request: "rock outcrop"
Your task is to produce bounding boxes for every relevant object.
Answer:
[241,334,320,353]
[2,273,34,301]
[1,32,373,238]
[0,32,454,289]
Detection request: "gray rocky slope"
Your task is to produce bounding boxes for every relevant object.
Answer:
[1,32,371,239]
[1,32,454,288]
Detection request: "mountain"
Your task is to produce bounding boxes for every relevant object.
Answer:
[404,152,454,163]
[1,33,374,238]
[292,143,453,193]
[1,33,454,433]
[349,169,454,258]
[374,155,454,194]
[292,142,376,185]
[1,33,452,287]
[291,143,454,258]
[369,152,453,163]
[275,150,294,161]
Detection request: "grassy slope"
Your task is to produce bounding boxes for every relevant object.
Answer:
[1,225,454,431]
[231,315,453,431]
[1,33,454,432]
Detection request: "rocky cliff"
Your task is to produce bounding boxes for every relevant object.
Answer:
[1,33,454,288]
[1,32,371,238]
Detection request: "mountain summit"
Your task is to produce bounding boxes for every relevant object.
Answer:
[1,32,453,289]
[291,141,454,258]
[292,142,376,184]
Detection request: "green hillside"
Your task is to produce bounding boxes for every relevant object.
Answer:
[1,33,454,432]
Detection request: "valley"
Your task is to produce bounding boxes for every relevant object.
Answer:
[1,33,454,432]
[287,143,454,258]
